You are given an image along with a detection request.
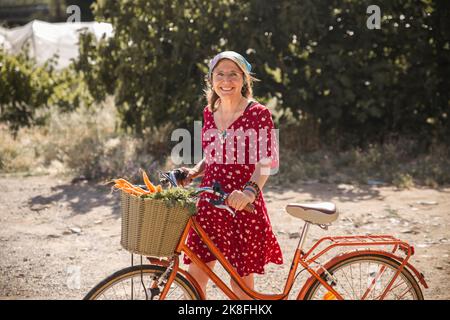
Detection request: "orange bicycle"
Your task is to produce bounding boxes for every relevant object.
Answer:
[84,171,428,300]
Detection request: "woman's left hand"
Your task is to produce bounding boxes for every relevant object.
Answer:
[226,190,255,211]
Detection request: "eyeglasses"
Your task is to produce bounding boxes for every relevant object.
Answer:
[213,71,243,81]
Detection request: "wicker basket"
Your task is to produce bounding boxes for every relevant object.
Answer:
[120,190,192,257]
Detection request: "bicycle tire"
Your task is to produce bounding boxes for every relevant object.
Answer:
[303,253,424,300]
[83,264,201,300]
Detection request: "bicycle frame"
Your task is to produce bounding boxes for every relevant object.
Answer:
[153,215,427,300]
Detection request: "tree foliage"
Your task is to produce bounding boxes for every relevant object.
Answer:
[0,49,92,134]
[12,0,450,148]
[77,0,225,134]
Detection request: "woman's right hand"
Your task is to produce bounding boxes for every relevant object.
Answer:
[178,167,197,187]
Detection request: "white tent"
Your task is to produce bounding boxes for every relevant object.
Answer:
[0,19,113,69]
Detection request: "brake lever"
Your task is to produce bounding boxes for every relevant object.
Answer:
[209,182,255,214]
[158,169,188,188]
[214,204,236,217]
[192,187,215,196]
[158,171,177,188]
[190,186,235,217]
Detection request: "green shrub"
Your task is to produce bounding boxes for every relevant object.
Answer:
[393,173,414,189]
[0,101,161,181]
[77,0,449,147]
[271,139,450,187]
[0,49,92,134]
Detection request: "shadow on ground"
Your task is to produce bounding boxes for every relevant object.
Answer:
[28,178,440,217]
[267,182,382,203]
[28,181,121,216]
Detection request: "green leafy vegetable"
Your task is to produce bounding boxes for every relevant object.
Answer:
[141,187,198,216]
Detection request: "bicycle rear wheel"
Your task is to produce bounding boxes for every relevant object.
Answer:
[304,253,424,300]
[84,264,200,300]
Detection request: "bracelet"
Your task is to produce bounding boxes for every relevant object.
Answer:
[243,186,257,201]
[242,186,258,203]
[244,181,261,196]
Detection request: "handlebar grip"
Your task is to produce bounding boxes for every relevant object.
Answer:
[244,202,255,213]
[175,169,188,180]
[224,197,255,213]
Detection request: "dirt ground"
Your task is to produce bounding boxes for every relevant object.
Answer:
[0,174,449,300]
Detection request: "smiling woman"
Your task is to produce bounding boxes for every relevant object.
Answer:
[178,51,282,300]
[205,51,258,112]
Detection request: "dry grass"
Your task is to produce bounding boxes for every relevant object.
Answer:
[1,103,449,188]
[0,100,162,182]
[273,140,450,188]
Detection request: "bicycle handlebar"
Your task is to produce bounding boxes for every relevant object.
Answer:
[195,186,255,215]
[155,169,257,217]
[138,183,253,217]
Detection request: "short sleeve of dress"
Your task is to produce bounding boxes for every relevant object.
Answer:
[257,108,279,171]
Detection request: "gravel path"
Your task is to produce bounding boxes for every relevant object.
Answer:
[0,175,448,299]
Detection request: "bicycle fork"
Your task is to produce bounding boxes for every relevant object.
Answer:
[133,256,176,300]
[149,257,178,300]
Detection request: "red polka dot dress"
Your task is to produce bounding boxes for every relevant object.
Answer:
[183,101,283,277]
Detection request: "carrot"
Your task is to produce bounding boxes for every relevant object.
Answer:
[112,175,157,196]
[132,185,151,194]
[155,185,163,192]
[121,187,142,196]
[114,178,134,189]
[109,183,121,195]
[111,183,122,190]
[141,170,156,193]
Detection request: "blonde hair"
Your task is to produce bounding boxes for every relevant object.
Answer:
[204,59,258,112]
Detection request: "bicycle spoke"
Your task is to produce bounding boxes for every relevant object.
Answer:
[87,267,197,300]
[308,256,421,300]
[112,283,120,299]
[340,264,357,299]
[172,291,185,300]
[331,270,354,299]
[349,264,357,299]
[375,277,411,300]
[363,261,387,300]
[388,279,408,293]
[396,284,414,300]
[359,263,362,297]
[166,285,177,298]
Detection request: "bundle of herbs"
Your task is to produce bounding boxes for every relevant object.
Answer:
[140,187,198,215]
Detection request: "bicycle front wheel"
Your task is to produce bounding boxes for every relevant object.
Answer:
[304,253,424,300]
[84,264,200,300]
